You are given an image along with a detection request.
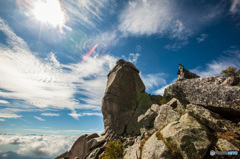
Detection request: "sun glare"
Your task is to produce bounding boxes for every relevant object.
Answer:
[32,0,65,27]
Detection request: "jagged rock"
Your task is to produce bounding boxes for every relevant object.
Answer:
[142,132,172,159]
[87,136,106,149]
[123,137,141,159]
[214,76,227,85]
[138,104,160,129]
[66,133,99,159]
[187,104,240,133]
[154,104,181,130]
[102,59,152,136]
[161,113,211,159]
[216,138,239,151]
[164,76,240,117]
[177,68,200,81]
[167,98,185,114]
[84,147,104,159]
[221,76,240,86]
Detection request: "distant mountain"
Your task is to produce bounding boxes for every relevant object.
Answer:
[0,151,50,159]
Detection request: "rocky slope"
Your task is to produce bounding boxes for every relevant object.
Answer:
[57,60,240,159]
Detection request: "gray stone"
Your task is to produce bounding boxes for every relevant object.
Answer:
[216,138,239,151]
[177,68,200,81]
[84,147,104,159]
[123,137,141,159]
[138,104,160,129]
[102,59,152,136]
[221,76,240,86]
[142,132,172,159]
[167,98,185,114]
[164,76,240,117]
[187,104,240,133]
[161,113,211,159]
[87,136,106,149]
[67,134,96,159]
[154,104,181,130]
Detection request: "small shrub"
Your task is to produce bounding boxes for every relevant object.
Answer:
[214,131,240,148]
[220,66,240,77]
[160,97,167,105]
[99,139,123,159]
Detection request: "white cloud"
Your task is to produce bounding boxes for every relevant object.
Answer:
[0,119,5,122]
[34,116,45,121]
[0,100,9,104]
[164,41,189,51]
[141,73,167,90]
[190,48,240,77]
[0,18,117,119]
[41,113,60,117]
[68,112,102,120]
[119,0,224,41]
[0,113,22,119]
[230,0,240,14]
[196,34,208,43]
[122,53,140,65]
[61,0,116,30]
[0,135,76,157]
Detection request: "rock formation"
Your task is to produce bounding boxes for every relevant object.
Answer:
[102,59,152,136]
[57,60,240,159]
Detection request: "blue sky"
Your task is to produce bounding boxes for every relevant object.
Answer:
[0,0,240,158]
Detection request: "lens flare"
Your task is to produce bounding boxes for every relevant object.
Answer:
[81,44,98,63]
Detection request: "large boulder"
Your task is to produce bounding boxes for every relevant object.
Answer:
[154,104,181,130]
[164,76,240,117]
[142,132,172,159]
[66,133,99,159]
[102,59,152,136]
[161,113,211,159]
[187,104,240,133]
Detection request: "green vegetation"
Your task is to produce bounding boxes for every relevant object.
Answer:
[220,66,240,77]
[160,97,167,105]
[215,131,240,148]
[99,139,124,159]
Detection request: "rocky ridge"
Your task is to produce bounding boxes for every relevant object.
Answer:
[57,60,240,159]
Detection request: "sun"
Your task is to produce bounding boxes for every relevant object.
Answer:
[32,0,65,27]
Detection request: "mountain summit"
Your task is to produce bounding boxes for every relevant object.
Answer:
[57,60,240,159]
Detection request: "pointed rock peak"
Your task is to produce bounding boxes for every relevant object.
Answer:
[102,59,152,137]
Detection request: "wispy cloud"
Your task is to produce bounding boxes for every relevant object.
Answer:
[0,100,9,104]
[230,0,240,14]
[196,34,208,43]
[0,18,117,119]
[41,113,60,117]
[141,73,167,90]
[164,41,189,51]
[118,0,224,49]
[68,112,102,120]
[34,116,45,121]
[190,48,240,77]
[0,119,5,122]
[0,113,22,119]
[61,0,116,30]
[119,0,223,38]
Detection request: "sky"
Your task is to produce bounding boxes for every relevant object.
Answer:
[0,0,240,158]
